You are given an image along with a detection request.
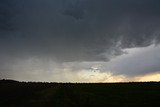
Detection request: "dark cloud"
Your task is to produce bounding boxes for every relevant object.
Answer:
[63,0,85,20]
[1,0,160,79]
[1,0,160,62]
[0,0,13,31]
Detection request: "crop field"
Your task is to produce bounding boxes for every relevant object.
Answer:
[0,79,160,107]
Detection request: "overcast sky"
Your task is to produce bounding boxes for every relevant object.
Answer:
[1,0,160,82]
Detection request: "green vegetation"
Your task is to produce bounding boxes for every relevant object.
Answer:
[0,79,160,107]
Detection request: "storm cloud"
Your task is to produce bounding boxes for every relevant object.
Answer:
[1,0,160,81]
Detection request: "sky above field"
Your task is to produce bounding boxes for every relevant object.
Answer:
[1,0,160,82]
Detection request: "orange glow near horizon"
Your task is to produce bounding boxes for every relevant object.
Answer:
[134,72,160,82]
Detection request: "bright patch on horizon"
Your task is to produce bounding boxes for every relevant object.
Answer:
[135,72,160,82]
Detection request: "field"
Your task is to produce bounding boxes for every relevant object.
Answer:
[0,79,160,107]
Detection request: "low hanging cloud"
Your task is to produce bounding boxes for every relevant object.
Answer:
[1,0,160,62]
[1,0,160,81]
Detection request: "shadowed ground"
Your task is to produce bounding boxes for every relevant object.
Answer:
[0,79,160,107]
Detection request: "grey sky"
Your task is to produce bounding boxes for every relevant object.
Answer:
[0,0,160,82]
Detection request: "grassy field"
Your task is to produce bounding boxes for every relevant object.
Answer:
[0,79,160,107]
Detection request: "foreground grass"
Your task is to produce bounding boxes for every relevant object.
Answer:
[0,80,160,107]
